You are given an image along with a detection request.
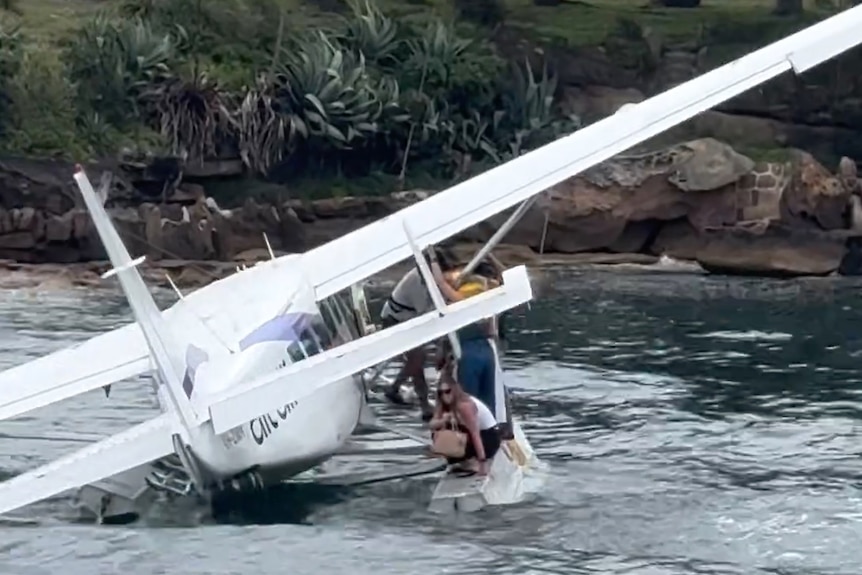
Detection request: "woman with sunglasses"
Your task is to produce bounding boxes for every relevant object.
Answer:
[429,367,501,477]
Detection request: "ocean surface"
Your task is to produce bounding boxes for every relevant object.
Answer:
[1,267,861,575]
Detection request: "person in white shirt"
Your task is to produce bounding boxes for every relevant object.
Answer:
[428,367,501,476]
[381,248,456,421]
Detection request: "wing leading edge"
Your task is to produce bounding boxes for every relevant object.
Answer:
[302,6,862,300]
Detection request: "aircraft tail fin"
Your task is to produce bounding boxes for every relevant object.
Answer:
[73,167,203,430]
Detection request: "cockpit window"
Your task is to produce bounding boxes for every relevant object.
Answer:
[333,292,361,337]
[311,316,333,349]
[286,341,305,362]
[319,302,340,342]
[298,328,321,356]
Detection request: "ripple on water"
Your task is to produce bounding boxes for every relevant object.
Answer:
[1,273,862,574]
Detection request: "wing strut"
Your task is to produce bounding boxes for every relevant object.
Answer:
[402,219,462,358]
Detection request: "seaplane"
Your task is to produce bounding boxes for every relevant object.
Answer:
[0,3,860,524]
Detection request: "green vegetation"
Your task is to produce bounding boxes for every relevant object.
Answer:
[0,0,845,197]
[0,0,582,193]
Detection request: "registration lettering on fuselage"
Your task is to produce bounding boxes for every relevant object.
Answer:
[249,401,300,445]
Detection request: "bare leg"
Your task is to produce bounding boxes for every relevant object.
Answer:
[385,347,428,415]
[385,354,412,405]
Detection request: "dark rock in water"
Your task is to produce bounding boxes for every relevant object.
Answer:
[839,238,862,276]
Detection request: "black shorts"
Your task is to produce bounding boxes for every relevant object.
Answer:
[449,425,501,463]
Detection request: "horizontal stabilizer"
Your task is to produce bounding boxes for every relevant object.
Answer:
[0,414,174,517]
[207,265,533,434]
[0,325,149,421]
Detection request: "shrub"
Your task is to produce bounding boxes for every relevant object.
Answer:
[0,0,580,187]
[64,14,180,129]
[0,21,21,137]
[0,48,86,158]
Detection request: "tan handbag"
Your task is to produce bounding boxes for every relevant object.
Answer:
[431,416,467,459]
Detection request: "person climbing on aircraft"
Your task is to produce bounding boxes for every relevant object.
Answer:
[429,255,498,418]
[381,246,457,421]
[429,365,500,477]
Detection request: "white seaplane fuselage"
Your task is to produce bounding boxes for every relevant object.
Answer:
[184,285,371,482]
[79,258,371,517]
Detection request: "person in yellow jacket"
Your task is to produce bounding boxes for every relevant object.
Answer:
[430,257,502,418]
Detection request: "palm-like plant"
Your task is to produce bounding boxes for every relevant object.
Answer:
[236,30,404,175]
[140,69,236,160]
[65,15,180,127]
[494,58,580,160]
[340,0,402,72]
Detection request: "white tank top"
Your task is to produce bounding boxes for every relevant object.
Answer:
[469,396,497,430]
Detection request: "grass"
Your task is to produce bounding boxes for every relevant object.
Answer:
[1,0,103,47]
[2,0,844,52]
[500,0,838,47]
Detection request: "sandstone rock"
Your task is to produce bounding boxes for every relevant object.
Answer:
[45,211,74,242]
[694,226,846,277]
[0,139,859,279]
[0,232,36,250]
[782,150,850,230]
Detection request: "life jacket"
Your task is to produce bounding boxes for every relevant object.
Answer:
[454,271,495,298]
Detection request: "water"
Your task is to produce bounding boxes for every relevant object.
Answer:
[1,269,862,574]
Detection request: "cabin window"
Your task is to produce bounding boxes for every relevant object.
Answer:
[333,291,362,337]
[298,328,321,356]
[311,316,334,349]
[322,298,353,343]
[286,341,305,362]
[319,301,340,341]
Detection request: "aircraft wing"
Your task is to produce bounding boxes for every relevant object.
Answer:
[206,265,532,434]
[302,6,862,300]
[0,413,174,516]
[0,324,150,421]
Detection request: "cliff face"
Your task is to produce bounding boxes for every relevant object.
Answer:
[494,24,862,166]
[3,138,862,281]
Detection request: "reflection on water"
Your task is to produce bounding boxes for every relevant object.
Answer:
[0,270,861,574]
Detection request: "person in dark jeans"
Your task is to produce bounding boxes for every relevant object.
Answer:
[429,259,498,415]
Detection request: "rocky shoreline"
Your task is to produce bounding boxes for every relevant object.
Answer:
[1,137,861,292]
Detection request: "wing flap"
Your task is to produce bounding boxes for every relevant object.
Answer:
[0,413,174,516]
[207,265,533,434]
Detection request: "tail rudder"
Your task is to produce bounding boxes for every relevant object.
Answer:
[73,166,202,429]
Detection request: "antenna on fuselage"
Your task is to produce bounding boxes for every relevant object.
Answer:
[263,233,275,260]
[165,272,184,300]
